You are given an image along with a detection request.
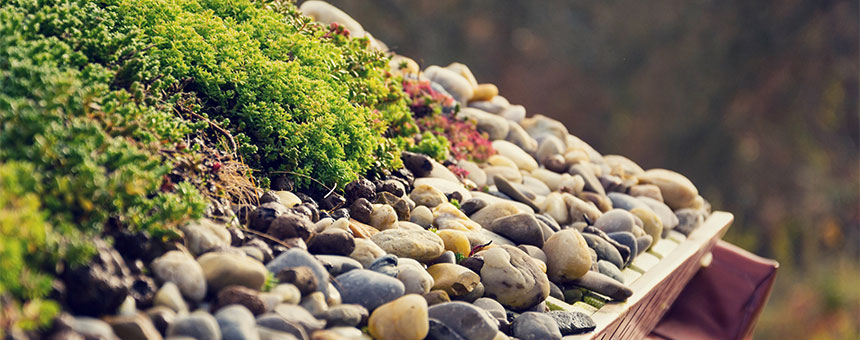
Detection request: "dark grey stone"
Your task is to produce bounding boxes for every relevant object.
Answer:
[547,311,596,335]
[334,269,404,311]
[427,302,498,340]
[512,312,562,340]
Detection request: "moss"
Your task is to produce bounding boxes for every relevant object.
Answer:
[112,0,415,189]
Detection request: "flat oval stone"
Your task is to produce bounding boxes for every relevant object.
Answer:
[568,271,632,301]
[457,108,509,140]
[199,251,268,293]
[637,169,699,210]
[151,250,206,302]
[424,66,473,104]
[506,121,538,154]
[427,302,498,340]
[492,140,538,171]
[371,229,445,263]
[607,192,651,211]
[568,164,605,196]
[487,213,545,247]
[597,260,624,284]
[547,311,596,335]
[638,197,680,231]
[513,312,562,340]
[426,263,481,300]
[607,232,638,264]
[581,233,624,269]
[335,269,405,311]
[594,209,636,234]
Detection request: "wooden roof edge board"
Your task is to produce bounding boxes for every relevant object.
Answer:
[563,211,734,340]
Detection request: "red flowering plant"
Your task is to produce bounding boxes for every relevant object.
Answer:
[402,78,458,117]
[416,114,495,163]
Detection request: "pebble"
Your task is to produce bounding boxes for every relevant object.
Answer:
[469,95,509,113]
[547,311,596,335]
[216,286,266,315]
[437,229,471,256]
[368,204,397,231]
[487,213,545,247]
[397,258,435,294]
[492,140,538,171]
[582,226,631,266]
[579,192,613,212]
[628,184,664,202]
[478,246,550,310]
[151,250,206,302]
[104,313,162,340]
[568,271,633,301]
[607,192,651,212]
[603,154,645,177]
[581,233,624,269]
[426,263,482,300]
[266,249,329,296]
[274,191,302,208]
[520,115,568,143]
[594,209,636,234]
[483,166,523,185]
[512,312,562,340]
[568,164,605,196]
[367,294,429,340]
[563,194,602,224]
[444,62,479,89]
[471,83,498,102]
[409,184,448,208]
[401,151,434,177]
[255,313,308,340]
[638,197,680,231]
[426,318,467,340]
[368,254,399,277]
[532,169,584,193]
[637,169,699,210]
[375,192,412,221]
[349,238,387,268]
[267,213,314,241]
[371,228,444,262]
[70,317,119,340]
[543,230,592,284]
[319,304,367,328]
[154,282,189,313]
[273,304,325,334]
[276,266,319,296]
[428,302,499,340]
[181,218,232,256]
[415,178,472,201]
[499,104,527,122]
[215,305,259,340]
[270,284,302,305]
[536,135,565,165]
[316,255,362,277]
[517,245,548,263]
[539,192,570,225]
[425,66,474,104]
[457,107,510,140]
[505,122,538,154]
[473,297,507,321]
[409,205,434,227]
[422,290,452,306]
[199,251,268,292]
[469,201,521,227]
[348,198,372,224]
[335,269,405,311]
[299,292,328,317]
[636,235,653,256]
[344,178,377,203]
[493,176,539,213]
[307,229,355,256]
[674,208,706,235]
[597,260,624,284]
[167,311,221,340]
[249,202,288,231]
[256,327,301,340]
[608,232,638,263]
[458,160,488,188]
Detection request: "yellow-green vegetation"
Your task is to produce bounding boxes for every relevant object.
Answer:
[0,0,418,332]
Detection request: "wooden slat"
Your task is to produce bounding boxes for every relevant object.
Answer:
[564,211,733,340]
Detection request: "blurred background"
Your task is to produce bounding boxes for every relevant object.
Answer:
[319,0,859,338]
